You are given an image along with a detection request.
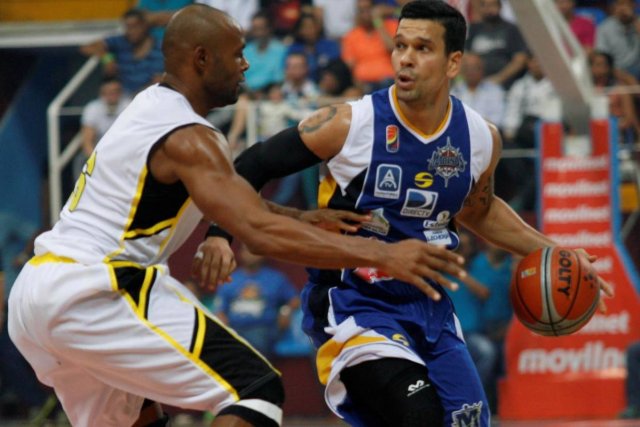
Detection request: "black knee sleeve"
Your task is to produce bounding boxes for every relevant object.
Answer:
[218,376,285,427]
[341,358,444,427]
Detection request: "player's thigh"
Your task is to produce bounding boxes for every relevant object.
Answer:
[53,265,279,414]
[425,330,490,427]
[341,357,444,427]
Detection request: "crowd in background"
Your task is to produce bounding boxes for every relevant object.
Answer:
[1,0,640,424]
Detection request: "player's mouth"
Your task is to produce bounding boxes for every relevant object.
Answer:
[396,72,415,89]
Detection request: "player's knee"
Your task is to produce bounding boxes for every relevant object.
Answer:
[387,371,444,426]
[217,376,285,426]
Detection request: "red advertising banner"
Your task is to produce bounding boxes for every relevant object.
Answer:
[499,119,640,419]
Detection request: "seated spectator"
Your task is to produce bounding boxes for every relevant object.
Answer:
[210,244,300,358]
[466,0,529,89]
[243,10,288,96]
[555,0,596,52]
[312,0,357,40]
[137,0,192,41]
[620,341,640,419]
[281,52,320,105]
[317,58,363,101]
[80,8,164,95]
[341,0,397,93]
[80,77,132,158]
[287,12,341,82]
[590,50,640,146]
[596,0,640,79]
[451,53,506,128]
[194,0,258,32]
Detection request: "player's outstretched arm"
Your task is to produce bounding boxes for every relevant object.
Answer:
[151,124,466,299]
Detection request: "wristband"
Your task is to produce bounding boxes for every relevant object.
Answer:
[205,223,233,243]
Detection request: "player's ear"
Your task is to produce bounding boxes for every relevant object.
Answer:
[194,46,208,72]
[446,51,463,79]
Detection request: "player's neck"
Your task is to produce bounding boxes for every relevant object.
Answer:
[397,92,451,136]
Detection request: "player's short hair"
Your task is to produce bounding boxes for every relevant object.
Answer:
[123,8,146,22]
[399,1,467,54]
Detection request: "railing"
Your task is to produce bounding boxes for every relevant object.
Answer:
[46,55,99,223]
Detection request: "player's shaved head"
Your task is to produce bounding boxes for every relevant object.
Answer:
[162,4,237,73]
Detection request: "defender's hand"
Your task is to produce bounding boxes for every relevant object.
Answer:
[380,240,466,301]
[191,237,237,292]
[575,248,614,313]
[299,209,371,233]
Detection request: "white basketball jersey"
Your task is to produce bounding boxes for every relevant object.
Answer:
[36,84,214,266]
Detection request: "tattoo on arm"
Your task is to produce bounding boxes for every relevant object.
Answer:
[300,106,337,134]
[464,175,494,207]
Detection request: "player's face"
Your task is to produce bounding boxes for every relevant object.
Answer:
[205,25,249,107]
[392,19,461,104]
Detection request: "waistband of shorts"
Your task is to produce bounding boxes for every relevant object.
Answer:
[28,253,77,265]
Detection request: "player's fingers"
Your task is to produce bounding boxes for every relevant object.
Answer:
[206,252,223,290]
[217,253,235,285]
[597,297,608,314]
[414,265,460,291]
[334,210,372,223]
[403,275,442,301]
[598,278,614,297]
[335,220,360,233]
[426,244,465,265]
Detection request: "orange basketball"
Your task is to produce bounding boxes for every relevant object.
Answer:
[510,247,600,336]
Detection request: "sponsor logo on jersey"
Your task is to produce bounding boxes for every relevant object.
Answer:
[401,189,438,218]
[422,229,452,245]
[353,267,394,284]
[452,402,483,427]
[407,379,430,396]
[414,171,434,188]
[392,333,409,346]
[423,210,451,229]
[427,137,467,188]
[361,208,390,236]
[386,125,399,153]
[374,164,402,199]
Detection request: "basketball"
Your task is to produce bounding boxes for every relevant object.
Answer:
[510,247,600,336]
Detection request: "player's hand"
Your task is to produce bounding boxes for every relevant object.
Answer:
[299,209,371,233]
[191,237,237,292]
[574,248,614,313]
[379,239,466,301]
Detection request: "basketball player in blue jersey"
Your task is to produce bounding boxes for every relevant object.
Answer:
[7,4,470,427]
[204,1,614,425]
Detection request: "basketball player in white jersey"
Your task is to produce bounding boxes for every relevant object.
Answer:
[207,2,614,425]
[7,5,470,427]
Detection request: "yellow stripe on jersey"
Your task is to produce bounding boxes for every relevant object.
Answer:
[392,86,451,139]
[123,218,174,240]
[28,253,77,265]
[192,309,206,359]
[103,164,149,263]
[137,267,156,318]
[316,335,387,385]
[156,198,192,256]
[318,175,338,209]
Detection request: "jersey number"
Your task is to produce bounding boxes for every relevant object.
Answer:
[68,151,97,211]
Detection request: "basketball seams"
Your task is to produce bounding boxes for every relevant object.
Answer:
[558,250,581,323]
[541,247,558,336]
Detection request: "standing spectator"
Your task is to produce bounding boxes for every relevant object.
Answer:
[590,50,640,147]
[243,10,288,95]
[137,0,192,41]
[194,0,259,32]
[341,0,398,93]
[312,0,357,40]
[620,341,640,419]
[80,9,164,95]
[287,12,341,82]
[465,0,528,89]
[555,0,596,52]
[80,77,131,158]
[212,244,300,358]
[451,52,506,128]
[595,0,640,79]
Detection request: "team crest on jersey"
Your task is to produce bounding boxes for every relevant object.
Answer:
[452,401,483,427]
[361,208,390,236]
[427,137,467,188]
[401,189,438,218]
[386,125,399,153]
[374,164,402,199]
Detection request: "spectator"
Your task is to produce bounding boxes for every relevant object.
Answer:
[211,244,300,358]
[341,0,397,93]
[258,83,310,139]
[620,341,640,419]
[281,52,320,104]
[590,50,640,146]
[555,0,596,52]
[287,12,341,82]
[595,0,640,79]
[317,58,363,100]
[267,0,314,39]
[503,55,560,210]
[80,9,164,95]
[451,52,506,128]
[466,0,529,89]
[80,77,131,158]
[243,10,288,95]
[194,0,259,32]
[312,0,357,40]
[137,0,192,41]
